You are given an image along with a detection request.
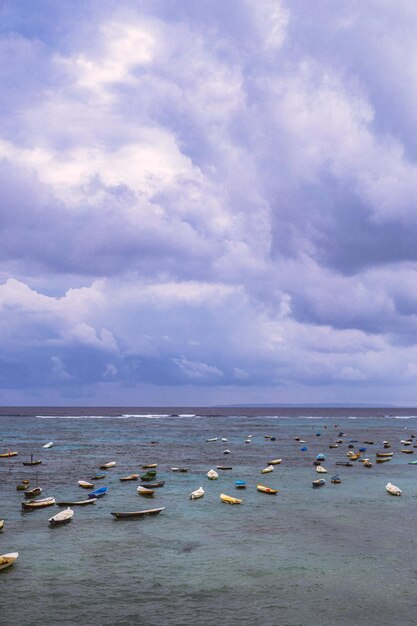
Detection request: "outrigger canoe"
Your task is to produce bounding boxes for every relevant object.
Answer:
[220,493,243,504]
[257,484,278,494]
[111,507,165,519]
[48,507,74,526]
[0,552,18,571]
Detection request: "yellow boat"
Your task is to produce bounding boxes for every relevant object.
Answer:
[141,464,157,469]
[376,452,393,458]
[220,493,243,504]
[257,484,279,494]
[0,451,18,458]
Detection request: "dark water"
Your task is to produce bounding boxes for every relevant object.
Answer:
[1,406,417,626]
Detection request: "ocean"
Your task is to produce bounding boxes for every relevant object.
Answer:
[1,406,417,626]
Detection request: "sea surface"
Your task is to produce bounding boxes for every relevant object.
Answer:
[2,406,417,626]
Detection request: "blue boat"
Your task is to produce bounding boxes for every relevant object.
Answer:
[316,453,325,461]
[300,446,308,451]
[88,487,108,499]
[312,478,325,488]
[235,480,246,489]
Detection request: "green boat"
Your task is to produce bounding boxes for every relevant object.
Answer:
[141,470,157,481]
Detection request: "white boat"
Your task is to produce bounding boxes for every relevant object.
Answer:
[206,438,217,442]
[137,485,154,496]
[0,552,18,571]
[316,466,327,473]
[43,442,53,449]
[386,482,402,496]
[22,497,55,510]
[221,438,228,442]
[267,459,282,465]
[207,469,218,480]
[189,486,205,500]
[78,480,94,488]
[49,507,74,526]
[100,461,116,469]
[261,465,274,474]
[223,449,231,454]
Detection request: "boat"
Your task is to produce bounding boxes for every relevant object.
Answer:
[312,479,326,488]
[141,464,157,469]
[206,438,217,442]
[92,474,106,480]
[0,520,3,532]
[223,449,231,454]
[336,461,353,467]
[24,487,42,498]
[376,452,393,458]
[22,455,42,466]
[376,457,391,463]
[386,482,401,496]
[0,451,18,458]
[245,439,251,443]
[207,469,218,480]
[16,484,27,491]
[401,449,414,454]
[137,485,154,496]
[111,507,165,519]
[300,446,308,451]
[99,461,116,469]
[267,459,282,465]
[139,481,165,488]
[0,552,18,571]
[221,438,228,442]
[316,466,327,473]
[257,484,278,494]
[235,480,246,489]
[43,442,53,448]
[316,454,325,461]
[88,487,108,499]
[383,442,391,449]
[261,465,274,474]
[140,470,157,481]
[78,480,94,488]
[216,466,233,470]
[48,507,74,526]
[363,460,373,468]
[56,498,97,506]
[329,444,339,449]
[22,497,55,510]
[171,467,189,472]
[408,460,417,465]
[363,440,374,445]
[189,486,205,499]
[347,452,361,461]
[331,475,341,484]
[119,474,139,481]
[220,493,243,504]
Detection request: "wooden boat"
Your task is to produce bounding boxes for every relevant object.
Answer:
[22,479,30,485]
[171,467,189,472]
[100,461,116,469]
[376,452,393,458]
[16,484,27,491]
[217,466,233,470]
[386,482,401,496]
[401,449,414,454]
[347,452,361,460]
[312,479,326,488]
[140,470,157,481]
[316,466,327,473]
[220,493,243,504]
[48,507,74,526]
[235,480,246,489]
[139,481,165,488]
[141,464,157,469]
[88,487,108,499]
[0,451,18,458]
[22,497,55,510]
[22,455,42,466]
[0,552,18,571]
[56,498,97,506]
[267,459,282,465]
[43,442,53,448]
[335,461,353,466]
[111,507,164,519]
[137,485,154,496]
[0,520,4,532]
[331,475,341,484]
[261,465,274,474]
[189,486,204,499]
[257,484,278,494]
[24,487,42,498]
[78,480,94,488]
[376,457,391,463]
[119,474,139,481]
[92,474,106,480]
[207,469,218,480]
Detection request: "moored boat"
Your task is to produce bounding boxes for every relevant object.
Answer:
[0,552,18,571]
[78,480,94,489]
[235,480,246,489]
[141,463,157,469]
[331,475,341,484]
[88,487,108,498]
[92,474,106,480]
[119,474,139,481]
[43,442,53,448]
[0,520,4,532]
[261,465,274,474]
[56,498,97,506]
[220,493,243,504]
[312,478,326,487]
[336,461,353,466]
[22,455,42,466]
[0,451,18,458]
[386,482,401,496]
[111,507,165,519]
[376,452,393,458]
[22,497,55,510]
[316,465,327,473]
[48,507,74,526]
[137,485,155,496]
[216,466,233,470]
[100,461,116,469]
[257,484,278,494]
[206,438,217,442]
[401,449,413,454]
[139,481,165,488]
[171,467,189,472]
[207,469,218,480]
[24,486,42,498]
[140,470,157,481]
[376,457,391,463]
[267,459,282,465]
[189,486,204,499]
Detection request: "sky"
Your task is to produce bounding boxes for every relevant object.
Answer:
[1,0,417,406]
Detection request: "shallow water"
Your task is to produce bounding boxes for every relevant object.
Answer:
[2,407,417,625]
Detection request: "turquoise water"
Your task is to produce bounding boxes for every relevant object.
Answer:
[2,408,417,625]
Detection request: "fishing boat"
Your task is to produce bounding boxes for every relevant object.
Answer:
[137,485,154,496]
[217,466,233,470]
[119,474,139,481]
[92,474,106,480]
[139,481,165,488]
[189,486,205,499]
[111,507,165,519]
[257,484,278,494]
[261,465,274,474]
[316,466,327,473]
[267,459,282,465]
[312,479,326,488]
[22,455,42,466]
[0,520,4,532]
[0,552,18,571]
[43,442,53,448]
[331,475,341,484]
[141,464,157,469]
[78,480,94,489]
[22,497,55,510]
[220,493,243,504]
[235,480,246,489]
[24,487,42,498]
[48,507,74,526]
[56,498,97,506]
[88,487,108,499]
[386,482,401,496]
[100,461,116,469]
[171,467,189,472]
[0,451,18,458]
